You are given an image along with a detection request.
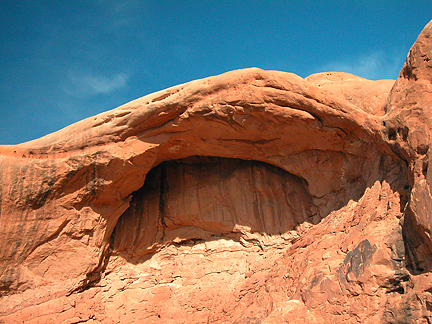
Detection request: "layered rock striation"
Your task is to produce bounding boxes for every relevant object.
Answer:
[1,20,432,323]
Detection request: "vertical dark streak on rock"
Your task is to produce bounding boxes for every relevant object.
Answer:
[159,162,168,239]
[0,165,3,223]
[402,208,426,274]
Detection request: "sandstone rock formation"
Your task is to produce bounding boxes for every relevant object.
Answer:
[1,20,432,323]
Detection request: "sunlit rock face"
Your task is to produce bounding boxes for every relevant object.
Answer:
[1,20,432,324]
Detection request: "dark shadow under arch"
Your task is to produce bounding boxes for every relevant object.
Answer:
[109,155,409,264]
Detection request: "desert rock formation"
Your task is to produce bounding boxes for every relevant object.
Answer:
[1,20,432,323]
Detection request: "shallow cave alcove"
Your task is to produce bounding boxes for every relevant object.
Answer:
[108,151,408,264]
[109,156,324,260]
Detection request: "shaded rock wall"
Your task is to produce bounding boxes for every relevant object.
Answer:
[112,157,317,259]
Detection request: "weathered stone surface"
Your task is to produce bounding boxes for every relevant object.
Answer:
[306,72,394,116]
[383,21,432,276]
[1,20,432,323]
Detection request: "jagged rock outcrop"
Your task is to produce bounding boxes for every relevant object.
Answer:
[1,20,432,323]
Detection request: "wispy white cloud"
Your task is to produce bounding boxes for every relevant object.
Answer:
[64,71,130,97]
[316,50,406,80]
[93,0,143,29]
[81,73,129,94]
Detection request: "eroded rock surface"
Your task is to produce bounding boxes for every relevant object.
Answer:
[112,157,318,259]
[1,20,432,323]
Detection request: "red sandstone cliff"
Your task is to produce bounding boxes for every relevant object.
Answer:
[1,20,432,323]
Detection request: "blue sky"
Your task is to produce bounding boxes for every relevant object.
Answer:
[1,1,431,145]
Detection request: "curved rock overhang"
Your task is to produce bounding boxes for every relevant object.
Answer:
[0,68,410,294]
[109,153,405,265]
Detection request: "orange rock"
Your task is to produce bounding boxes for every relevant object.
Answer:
[1,20,432,324]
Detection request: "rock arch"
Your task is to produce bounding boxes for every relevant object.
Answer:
[0,68,407,289]
[1,63,427,322]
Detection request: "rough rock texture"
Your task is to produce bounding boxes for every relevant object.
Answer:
[1,20,432,323]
